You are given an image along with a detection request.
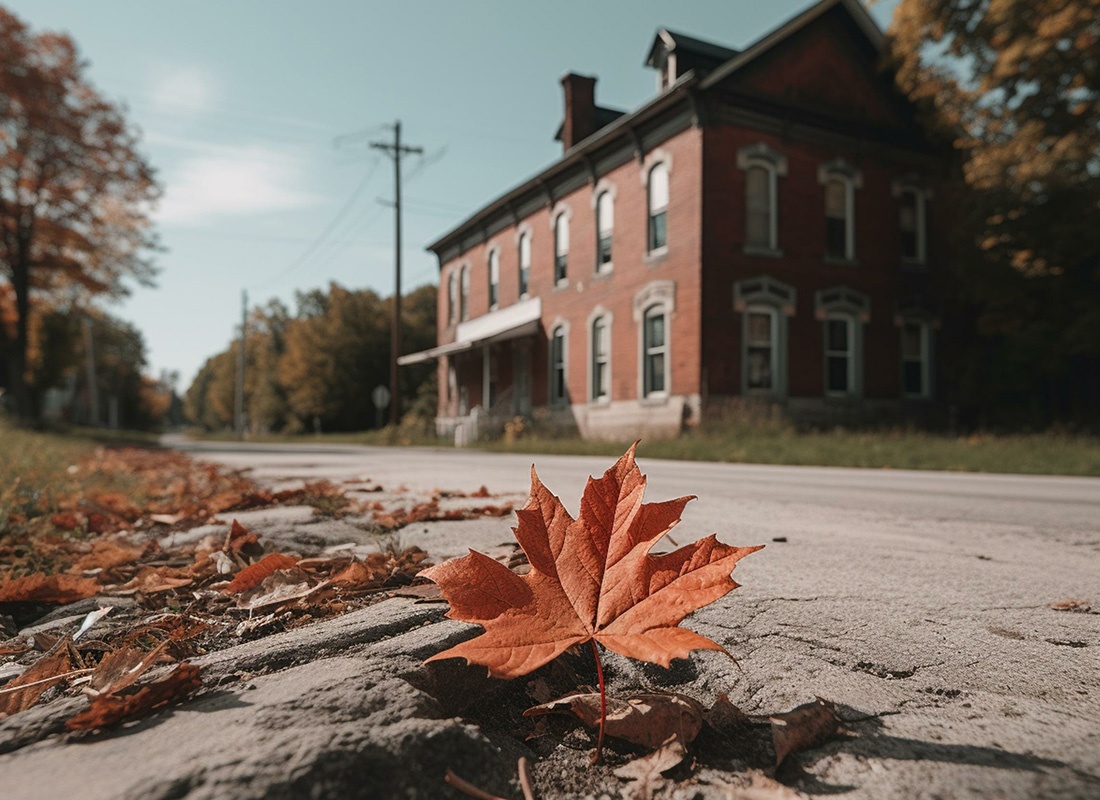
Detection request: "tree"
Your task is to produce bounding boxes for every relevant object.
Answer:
[0,8,160,419]
[889,0,1100,424]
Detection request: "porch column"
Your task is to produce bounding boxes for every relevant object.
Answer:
[482,346,490,410]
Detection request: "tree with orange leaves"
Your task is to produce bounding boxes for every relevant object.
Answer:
[0,7,160,419]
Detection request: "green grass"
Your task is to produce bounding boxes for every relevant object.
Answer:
[478,423,1100,477]
[0,418,155,536]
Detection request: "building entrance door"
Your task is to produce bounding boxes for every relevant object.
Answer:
[512,341,532,416]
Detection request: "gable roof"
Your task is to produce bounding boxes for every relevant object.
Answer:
[701,0,884,91]
[553,104,627,144]
[645,28,739,69]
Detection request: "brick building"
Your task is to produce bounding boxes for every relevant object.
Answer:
[402,0,952,440]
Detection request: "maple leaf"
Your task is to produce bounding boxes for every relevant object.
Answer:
[422,443,762,679]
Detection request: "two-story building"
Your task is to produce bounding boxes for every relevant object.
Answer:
[401,0,953,440]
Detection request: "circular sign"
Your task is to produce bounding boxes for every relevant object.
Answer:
[371,385,391,409]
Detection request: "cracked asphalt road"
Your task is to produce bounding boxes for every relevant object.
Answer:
[3,438,1097,799]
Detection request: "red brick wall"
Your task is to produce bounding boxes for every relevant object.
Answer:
[437,127,704,417]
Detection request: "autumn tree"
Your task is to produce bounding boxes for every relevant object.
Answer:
[889,0,1100,423]
[0,8,160,419]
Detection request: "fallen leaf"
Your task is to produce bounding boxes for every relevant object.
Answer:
[0,643,74,716]
[727,770,806,799]
[240,569,316,610]
[525,692,703,750]
[74,606,114,641]
[66,662,203,731]
[0,573,99,604]
[770,697,840,768]
[224,519,261,556]
[222,553,298,594]
[422,443,763,677]
[1050,598,1091,613]
[614,735,688,800]
[87,642,172,696]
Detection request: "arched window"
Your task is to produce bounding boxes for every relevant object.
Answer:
[550,325,567,406]
[818,161,862,261]
[487,248,500,311]
[590,314,610,402]
[447,270,457,326]
[554,213,569,285]
[596,191,614,271]
[647,162,669,253]
[734,276,795,397]
[459,265,469,322]
[815,285,870,398]
[737,143,787,254]
[642,305,667,397]
[517,230,531,297]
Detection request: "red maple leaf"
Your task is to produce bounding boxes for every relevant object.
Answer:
[422,444,763,679]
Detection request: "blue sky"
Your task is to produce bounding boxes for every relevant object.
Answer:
[7,0,896,387]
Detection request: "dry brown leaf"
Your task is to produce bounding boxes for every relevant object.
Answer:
[727,770,807,799]
[0,643,74,716]
[66,662,203,731]
[1050,598,1092,613]
[0,573,99,604]
[87,642,172,696]
[222,553,298,594]
[422,443,763,678]
[113,566,194,595]
[224,519,261,555]
[614,735,688,800]
[525,692,703,749]
[240,569,316,610]
[770,697,840,768]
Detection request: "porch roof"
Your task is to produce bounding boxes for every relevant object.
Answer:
[397,297,542,366]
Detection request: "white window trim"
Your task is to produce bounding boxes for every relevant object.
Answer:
[550,203,572,288]
[447,269,458,327]
[737,143,788,256]
[587,307,613,404]
[515,225,532,300]
[815,285,869,398]
[548,319,570,408]
[633,281,675,401]
[486,245,500,312]
[818,160,863,263]
[734,275,796,398]
[744,304,779,395]
[824,313,857,398]
[640,304,670,400]
[891,179,931,265]
[459,263,470,322]
[641,149,672,257]
[592,179,616,275]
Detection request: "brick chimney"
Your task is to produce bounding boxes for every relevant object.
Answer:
[559,73,597,152]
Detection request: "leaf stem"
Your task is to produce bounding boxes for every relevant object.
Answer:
[589,639,606,765]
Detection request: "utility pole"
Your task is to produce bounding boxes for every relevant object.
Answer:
[370,120,423,427]
[234,289,248,439]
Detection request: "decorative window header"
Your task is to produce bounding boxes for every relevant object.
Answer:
[736,142,788,176]
[734,275,797,316]
[817,159,863,188]
[632,279,676,322]
[814,285,870,323]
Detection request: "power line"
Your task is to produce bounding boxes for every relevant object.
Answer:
[250,158,381,291]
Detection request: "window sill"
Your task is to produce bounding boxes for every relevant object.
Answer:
[824,256,860,267]
[593,264,614,280]
[743,246,784,259]
[644,247,669,266]
[588,397,611,407]
[552,280,570,292]
[640,393,669,407]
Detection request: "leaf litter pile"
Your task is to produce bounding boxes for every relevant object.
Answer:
[416,444,855,800]
[0,444,513,735]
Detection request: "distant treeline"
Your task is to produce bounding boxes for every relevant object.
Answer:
[184,282,436,434]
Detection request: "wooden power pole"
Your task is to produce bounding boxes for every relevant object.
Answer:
[370,121,422,427]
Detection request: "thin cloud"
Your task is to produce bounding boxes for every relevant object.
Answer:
[148,66,218,118]
[155,143,321,227]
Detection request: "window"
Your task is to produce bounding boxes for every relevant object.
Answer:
[590,315,610,402]
[447,271,457,326]
[815,285,868,398]
[825,178,850,259]
[647,162,669,252]
[745,306,777,392]
[901,320,930,398]
[734,275,795,397]
[459,265,469,321]
[487,249,500,310]
[898,188,926,263]
[745,166,774,250]
[518,231,531,297]
[737,143,787,254]
[819,161,861,261]
[596,191,613,270]
[825,315,855,396]
[642,305,667,396]
[550,326,567,406]
[554,213,569,284]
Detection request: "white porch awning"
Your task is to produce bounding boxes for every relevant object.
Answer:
[398,297,541,366]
